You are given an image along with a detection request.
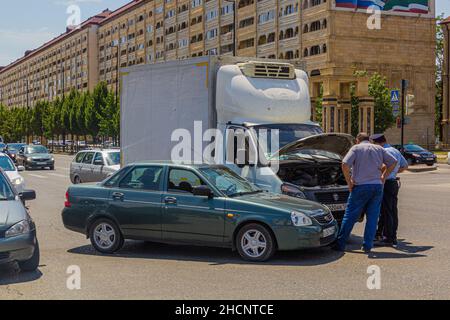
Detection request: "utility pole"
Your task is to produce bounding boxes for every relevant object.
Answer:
[400,79,408,152]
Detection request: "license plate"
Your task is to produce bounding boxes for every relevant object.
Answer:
[426,158,434,161]
[326,203,347,211]
[322,226,336,238]
[37,162,47,165]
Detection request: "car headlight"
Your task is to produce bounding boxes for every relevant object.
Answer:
[12,176,24,186]
[26,158,33,163]
[281,183,307,199]
[5,220,31,238]
[291,211,313,227]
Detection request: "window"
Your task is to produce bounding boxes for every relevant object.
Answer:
[258,10,274,24]
[239,17,254,28]
[75,152,86,163]
[119,166,163,191]
[82,152,95,164]
[206,28,218,40]
[221,4,234,16]
[192,0,202,8]
[93,153,104,165]
[155,6,163,14]
[168,169,205,194]
[206,9,218,21]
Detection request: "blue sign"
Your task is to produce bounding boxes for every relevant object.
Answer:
[391,90,400,104]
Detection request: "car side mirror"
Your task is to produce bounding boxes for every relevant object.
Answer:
[17,165,25,172]
[192,185,213,198]
[94,159,104,166]
[19,190,36,201]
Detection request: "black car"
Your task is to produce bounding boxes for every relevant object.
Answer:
[16,145,55,170]
[394,144,436,166]
[4,143,26,163]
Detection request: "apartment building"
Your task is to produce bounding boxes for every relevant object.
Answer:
[441,17,450,145]
[0,10,111,107]
[0,0,436,143]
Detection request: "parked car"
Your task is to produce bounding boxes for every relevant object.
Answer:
[70,149,121,184]
[393,144,437,166]
[0,153,26,193]
[4,143,27,163]
[62,162,338,262]
[0,168,39,272]
[0,143,6,152]
[16,145,55,170]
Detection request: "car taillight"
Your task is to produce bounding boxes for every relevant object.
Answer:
[65,191,72,208]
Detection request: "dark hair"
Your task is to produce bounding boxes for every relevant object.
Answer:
[356,133,370,142]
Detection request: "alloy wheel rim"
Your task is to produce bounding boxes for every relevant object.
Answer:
[241,229,267,258]
[93,223,116,249]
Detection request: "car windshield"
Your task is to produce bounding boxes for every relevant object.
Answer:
[8,144,25,151]
[0,156,15,171]
[404,144,425,152]
[0,173,15,200]
[27,145,49,154]
[251,123,323,157]
[199,166,262,197]
[280,148,342,161]
[105,152,120,166]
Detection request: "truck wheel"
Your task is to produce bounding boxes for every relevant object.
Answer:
[18,240,40,272]
[236,223,276,262]
[89,218,124,254]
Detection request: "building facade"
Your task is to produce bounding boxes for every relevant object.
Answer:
[0,0,436,144]
[0,10,111,107]
[441,17,450,145]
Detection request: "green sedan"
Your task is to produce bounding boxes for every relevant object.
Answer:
[62,162,338,261]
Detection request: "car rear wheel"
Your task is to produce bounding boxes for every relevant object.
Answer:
[18,240,40,272]
[73,176,81,184]
[236,223,276,262]
[89,218,124,254]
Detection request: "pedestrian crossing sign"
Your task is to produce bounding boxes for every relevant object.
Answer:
[391,90,400,104]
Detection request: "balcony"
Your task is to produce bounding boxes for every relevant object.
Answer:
[221,32,233,43]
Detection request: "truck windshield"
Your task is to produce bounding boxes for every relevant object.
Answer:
[199,166,263,197]
[0,173,15,201]
[251,123,323,157]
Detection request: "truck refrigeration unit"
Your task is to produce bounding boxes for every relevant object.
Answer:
[120,56,354,222]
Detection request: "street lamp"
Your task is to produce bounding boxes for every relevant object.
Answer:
[222,0,237,56]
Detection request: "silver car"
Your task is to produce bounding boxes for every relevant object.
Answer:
[70,149,120,184]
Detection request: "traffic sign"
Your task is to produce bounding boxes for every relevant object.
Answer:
[391,90,400,104]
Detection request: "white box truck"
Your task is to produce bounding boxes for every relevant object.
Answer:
[121,56,354,222]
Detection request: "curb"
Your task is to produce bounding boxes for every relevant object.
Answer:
[407,166,438,173]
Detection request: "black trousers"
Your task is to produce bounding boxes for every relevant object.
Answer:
[376,179,400,242]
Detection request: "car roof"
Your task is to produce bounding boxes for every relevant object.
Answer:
[78,149,120,153]
[130,160,225,169]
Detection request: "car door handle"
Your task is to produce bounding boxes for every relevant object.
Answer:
[164,197,177,204]
[112,192,124,201]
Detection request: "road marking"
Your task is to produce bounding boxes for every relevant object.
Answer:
[48,173,68,178]
[27,173,46,179]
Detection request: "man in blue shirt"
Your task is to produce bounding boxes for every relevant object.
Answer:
[371,134,408,247]
[334,133,397,253]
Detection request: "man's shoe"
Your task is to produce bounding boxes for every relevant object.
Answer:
[361,246,371,254]
[392,239,398,248]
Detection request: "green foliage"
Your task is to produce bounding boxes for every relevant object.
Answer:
[0,82,119,144]
[368,73,396,134]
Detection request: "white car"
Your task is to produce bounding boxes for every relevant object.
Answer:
[0,152,26,193]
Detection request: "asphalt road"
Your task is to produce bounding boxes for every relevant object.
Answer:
[1,154,449,299]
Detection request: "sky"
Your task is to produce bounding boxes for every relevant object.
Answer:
[0,0,450,66]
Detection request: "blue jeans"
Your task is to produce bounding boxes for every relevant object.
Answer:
[337,184,384,251]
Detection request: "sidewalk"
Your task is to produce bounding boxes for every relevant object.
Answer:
[407,164,438,172]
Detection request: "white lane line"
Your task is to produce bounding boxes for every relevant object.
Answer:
[27,174,46,179]
[48,173,68,178]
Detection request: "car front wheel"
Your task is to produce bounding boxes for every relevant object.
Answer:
[18,240,40,272]
[236,223,276,262]
[89,218,124,254]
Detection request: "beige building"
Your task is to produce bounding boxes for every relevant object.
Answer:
[441,16,450,145]
[0,0,436,144]
[0,10,111,107]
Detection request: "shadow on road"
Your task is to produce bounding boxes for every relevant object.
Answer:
[345,236,432,259]
[68,240,344,267]
[0,263,43,286]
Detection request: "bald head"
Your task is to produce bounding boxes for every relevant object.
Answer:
[356,133,370,144]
